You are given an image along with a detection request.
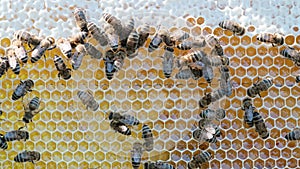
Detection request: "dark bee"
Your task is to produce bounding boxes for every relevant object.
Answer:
[113,49,126,72]
[253,111,269,139]
[0,57,9,78]
[175,64,202,80]
[211,88,226,102]
[198,92,212,109]
[12,39,28,64]
[219,65,232,97]
[14,150,40,164]
[84,43,102,59]
[148,28,169,52]
[241,97,254,127]
[31,37,56,63]
[219,20,245,36]
[205,126,221,143]
[87,22,109,46]
[202,55,223,67]
[110,120,131,135]
[120,17,135,47]
[202,63,214,84]
[57,38,72,59]
[69,32,88,48]
[285,128,300,140]
[102,13,123,36]
[296,75,300,83]
[247,78,273,98]
[162,46,174,78]
[188,151,212,169]
[126,30,140,58]
[189,64,203,80]
[205,34,223,56]
[199,108,226,120]
[256,32,284,46]
[131,142,143,169]
[77,90,99,111]
[22,97,43,124]
[144,161,175,169]
[71,44,86,70]
[280,47,300,65]
[108,111,140,126]
[73,8,88,32]
[6,48,21,75]
[13,30,42,47]
[12,79,34,101]
[137,23,150,48]
[0,134,8,150]
[176,37,206,50]
[54,55,72,80]
[4,127,29,142]
[176,50,206,69]
[104,50,116,80]
[106,30,119,52]
[142,124,154,151]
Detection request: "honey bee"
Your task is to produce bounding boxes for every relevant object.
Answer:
[202,55,223,67]
[162,46,174,78]
[199,108,226,120]
[296,75,300,83]
[0,134,8,150]
[77,91,99,111]
[137,23,150,48]
[188,151,212,169]
[14,150,40,164]
[13,30,42,47]
[87,22,109,46]
[4,127,29,142]
[176,50,206,69]
[198,92,212,109]
[57,38,72,59]
[144,161,175,169]
[31,37,56,63]
[0,57,8,78]
[280,47,300,65]
[12,79,34,101]
[54,55,72,80]
[108,111,140,126]
[131,142,143,169]
[211,88,226,102]
[175,68,194,79]
[120,17,135,47]
[241,97,254,127]
[206,126,221,143]
[285,128,300,140]
[73,8,88,32]
[104,50,116,80]
[219,65,232,97]
[202,63,214,84]
[84,43,102,59]
[106,31,120,52]
[247,78,273,98]
[113,49,126,72]
[176,37,206,50]
[22,96,43,124]
[102,13,123,36]
[197,119,219,140]
[189,64,203,80]
[253,111,269,139]
[256,32,284,46]
[219,20,245,36]
[169,29,190,46]
[205,34,223,56]
[6,48,21,75]
[69,32,88,48]
[110,120,131,135]
[148,27,167,52]
[142,124,154,151]
[12,39,28,64]
[126,30,140,58]
[71,44,86,70]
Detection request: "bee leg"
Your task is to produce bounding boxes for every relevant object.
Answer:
[18,126,24,130]
[47,44,57,51]
[31,160,35,164]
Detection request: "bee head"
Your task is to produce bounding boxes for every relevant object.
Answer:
[27,80,34,87]
[25,131,29,140]
[22,117,30,124]
[108,112,113,120]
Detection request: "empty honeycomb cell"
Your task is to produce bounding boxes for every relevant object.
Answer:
[227,149,237,160]
[292,148,300,158]
[285,96,296,107]
[264,97,274,108]
[241,56,251,67]
[257,46,268,56]
[280,66,290,77]
[221,159,232,169]
[257,66,269,77]
[62,131,72,142]
[276,137,287,149]
[288,158,298,168]
[191,26,201,36]
[276,158,287,168]
[68,161,79,169]
[246,46,257,56]
[274,97,285,108]
[292,107,300,118]
[53,151,63,162]
[74,151,84,162]
[213,27,223,36]
[202,26,212,35]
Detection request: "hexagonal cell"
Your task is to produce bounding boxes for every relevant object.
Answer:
[286,96,296,108]
[221,139,231,150]
[244,159,253,169]
[241,35,251,46]
[246,46,256,56]
[230,57,240,67]
[224,46,234,56]
[202,26,212,35]
[191,26,201,36]
[249,149,259,160]
[235,67,246,77]
[227,149,237,160]
[241,57,251,67]
[215,149,226,160]
[230,36,240,46]
[221,159,232,169]
[74,151,84,162]
[276,158,287,168]
[285,35,295,45]
[287,158,297,168]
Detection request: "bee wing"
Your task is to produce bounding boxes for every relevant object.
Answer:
[205,126,216,135]
[14,47,27,60]
[8,55,18,69]
[205,131,214,139]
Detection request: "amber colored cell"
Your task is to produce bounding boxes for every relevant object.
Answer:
[240,35,251,46]
[268,47,279,57]
[186,17,196,27]
[196,16,205,25]
[235,46,245,57]
[213,27,223,36]
[230,36,240,46]
[287,158,297,168]
[280,66,290,77]
[254,159,264,169]
[285,35,295,45]
[191,26,201,36]
[235,67,246,77]
[202,27,212,35]
[247,25,255,32]
[246,46,256,56]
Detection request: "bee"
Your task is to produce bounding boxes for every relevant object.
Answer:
[205,34,223,56]
[87,22,109,46]
[13,30,42,47]
[202,63,214,84]
[162,46,174,78]
[198,119,219,139]
[0,57,8,78]
[219,20,245,36]
[142,124,154,151]
[280,47,300,65]
[113,49,126,72]
[14,150,40,164]
[175,68,194,79]
[57,38,72,59]
[73,8,88,32]
[12,39,28,64]
[77,90,99,111]
[0,134,8,150]
[31,37,56,63]
[106,30,119,52]
[198,92,212,109]
[199,108,226,120]
[108,111,140,126]
[144,161,175,169]
[256,32,284,46]
[126,30,140,58]
[202,55,223,67]
[193,128,218,143]
[6,48,21,75]
[188,151,212,169]
[22,97,43,124]
[285,128,300,140]
[176,50,206,69]
[84,43,102,59]
[253,111,269,139]
[69,32,88,48]
[71,44,86,70]
[102,13,123,36]
[247,78,273,98]
[104,50,116,80]
[12,79,34,101]
[219,65,232,97]
[131,142,143,169]
[211,88,226,102]
[169,29,190,46]
[110,120,131,135]
[241,97,254,127]
[54,55,72,80]
[148,28,168,52]
[120,17,135,47]
[137,23,150,48]
[189,64,203,80]
[296,75,300,83]
[206,126,221,143]
[4,127,29,142]
[176,37,206,50]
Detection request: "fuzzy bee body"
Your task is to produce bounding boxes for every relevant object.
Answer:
[71,44,86,70]
[0,57,8,78]
[205,126,221,143]
[175,68,193,79]
[202,63,214,84]
[285,128,300,140]
[104,49,116,80]
[69,32,87,48]
[113,49,126,72]
[110,120,131,135]
[219,65,232,97]
[280,47,300,65]
[106,32,119,52]
[120,18,135,47]
[7,48,21,75]
[73,8,88,32]
[12,79,34,101]
[14,150,40,164]
[144,161,175,169]
[177,38,206,50]
[84,43,102,59]
[0,134,8,150]
[242,97,254,127]
[169,29,190,45]
[142,124,154,151]
[102,13,123,36]
[22,97,42,124]
[14,30,42,47]
[189,65,203,80]
[108,111,140,126]
[31,37,56,63]
[54,55,72,80]
[162,46,174,78]
[188,151,212,169]
[4,127,29,142]
[137,23,150,48]
[57,38,72,59]
[198,93,212,109]
[12,40,28,64]
[247,78,273,98]
[219,20,245,36]
[77,91,99,111]
[211,88,226,102]
[148,31,164,52]
[206,34,223,56]
[126,30,140,58]
[200,108,226,120]
[176,50,206,68]
[87,22,109,46]
[257,33,284,46]
[253,111,269,139]
[131,142,143,169]
[203,55,223,67]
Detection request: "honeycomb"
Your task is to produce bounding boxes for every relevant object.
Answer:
[0,1,300,169]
